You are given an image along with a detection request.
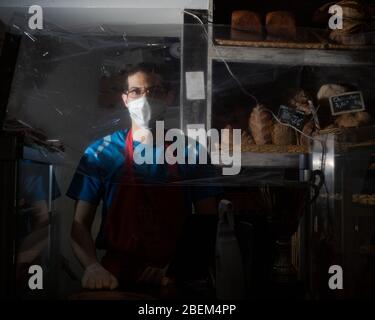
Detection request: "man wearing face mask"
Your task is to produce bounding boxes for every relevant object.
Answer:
[67,63,221,292]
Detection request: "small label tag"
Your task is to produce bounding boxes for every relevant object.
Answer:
[185,71,205,100]
[329,91,365,116]
[278,105,306,130]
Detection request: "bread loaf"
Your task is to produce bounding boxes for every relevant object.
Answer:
[334,111,373,128]
[231,10,263,41]
[355,111,372,125]
[221,124,249,150]
[300,121,315,146]
[317,84,348,128]
[241,129,255,149]
[232,10,262,32]
[317,84,348,103]
[272,123,296,145]
[266,11,297,41]
[338,0,367,20]
[288,89,312,115]
[329,0,368,45]
[249,104,273,145]
[335,113,360,127]
[221,124,234,150]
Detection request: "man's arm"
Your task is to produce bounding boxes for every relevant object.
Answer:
[71,200,98,268]
[71,200,118,289]
[17,200,49,264]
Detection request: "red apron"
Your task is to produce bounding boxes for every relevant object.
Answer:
[102,129,187,286]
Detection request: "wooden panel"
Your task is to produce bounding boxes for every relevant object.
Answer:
[210,45,375,66]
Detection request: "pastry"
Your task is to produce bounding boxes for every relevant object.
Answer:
[355,111,372,125]
[352,194,375,206]
[249,104,273,145]
[339,0,367,20]
[266,11,297,41]
[221,124,234,150]
[231,10,263,41]
[241,129,255,149]
[328,0,369,45]
[335,113,360,127]
[334,111,371,128]
[271,123,296,145]
[317,84,348,128]
[288,89,313,115]
[317,84,348,103]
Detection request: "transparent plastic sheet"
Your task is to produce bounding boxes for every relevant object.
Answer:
[8,19,374,179]
[2,17,187,298]
[2,21,327,186]
[5,22,181,163]
[2,16,375,298]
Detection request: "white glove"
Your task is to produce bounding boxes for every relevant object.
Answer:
[82,262,119,290]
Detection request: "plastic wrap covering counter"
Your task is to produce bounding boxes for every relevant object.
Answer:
[3,22,375,183]
[4,23,182,166]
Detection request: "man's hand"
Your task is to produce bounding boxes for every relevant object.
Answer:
[136,264,172,286]
[82,262,119,290]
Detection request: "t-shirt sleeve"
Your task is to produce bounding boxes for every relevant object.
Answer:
[29,173,61,202]
[66,146,104,205]
[20,161,61,203]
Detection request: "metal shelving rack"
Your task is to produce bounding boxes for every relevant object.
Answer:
[197,0,375,298]
[209,45,375,66]
[310,126,375,298]
[204,1,375,171]
[205,1,310,172]
[181,6,311,186]
[0,133,63,298]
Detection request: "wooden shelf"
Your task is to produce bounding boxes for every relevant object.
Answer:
[211,151,307,168]
[209,44,375,66]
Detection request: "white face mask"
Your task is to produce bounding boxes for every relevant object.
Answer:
[127,96,166,129]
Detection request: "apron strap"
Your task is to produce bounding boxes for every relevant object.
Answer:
[124,129,180,182]
[124,129,134,176]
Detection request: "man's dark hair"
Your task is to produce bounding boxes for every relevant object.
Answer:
[121,62,167,92]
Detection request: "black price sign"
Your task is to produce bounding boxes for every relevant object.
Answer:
[278,105,305,130]
[329,91,365,116]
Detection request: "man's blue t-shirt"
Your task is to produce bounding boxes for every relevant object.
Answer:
[66,129,222,248]
[20,160,61,204]
[18,160,61,239]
